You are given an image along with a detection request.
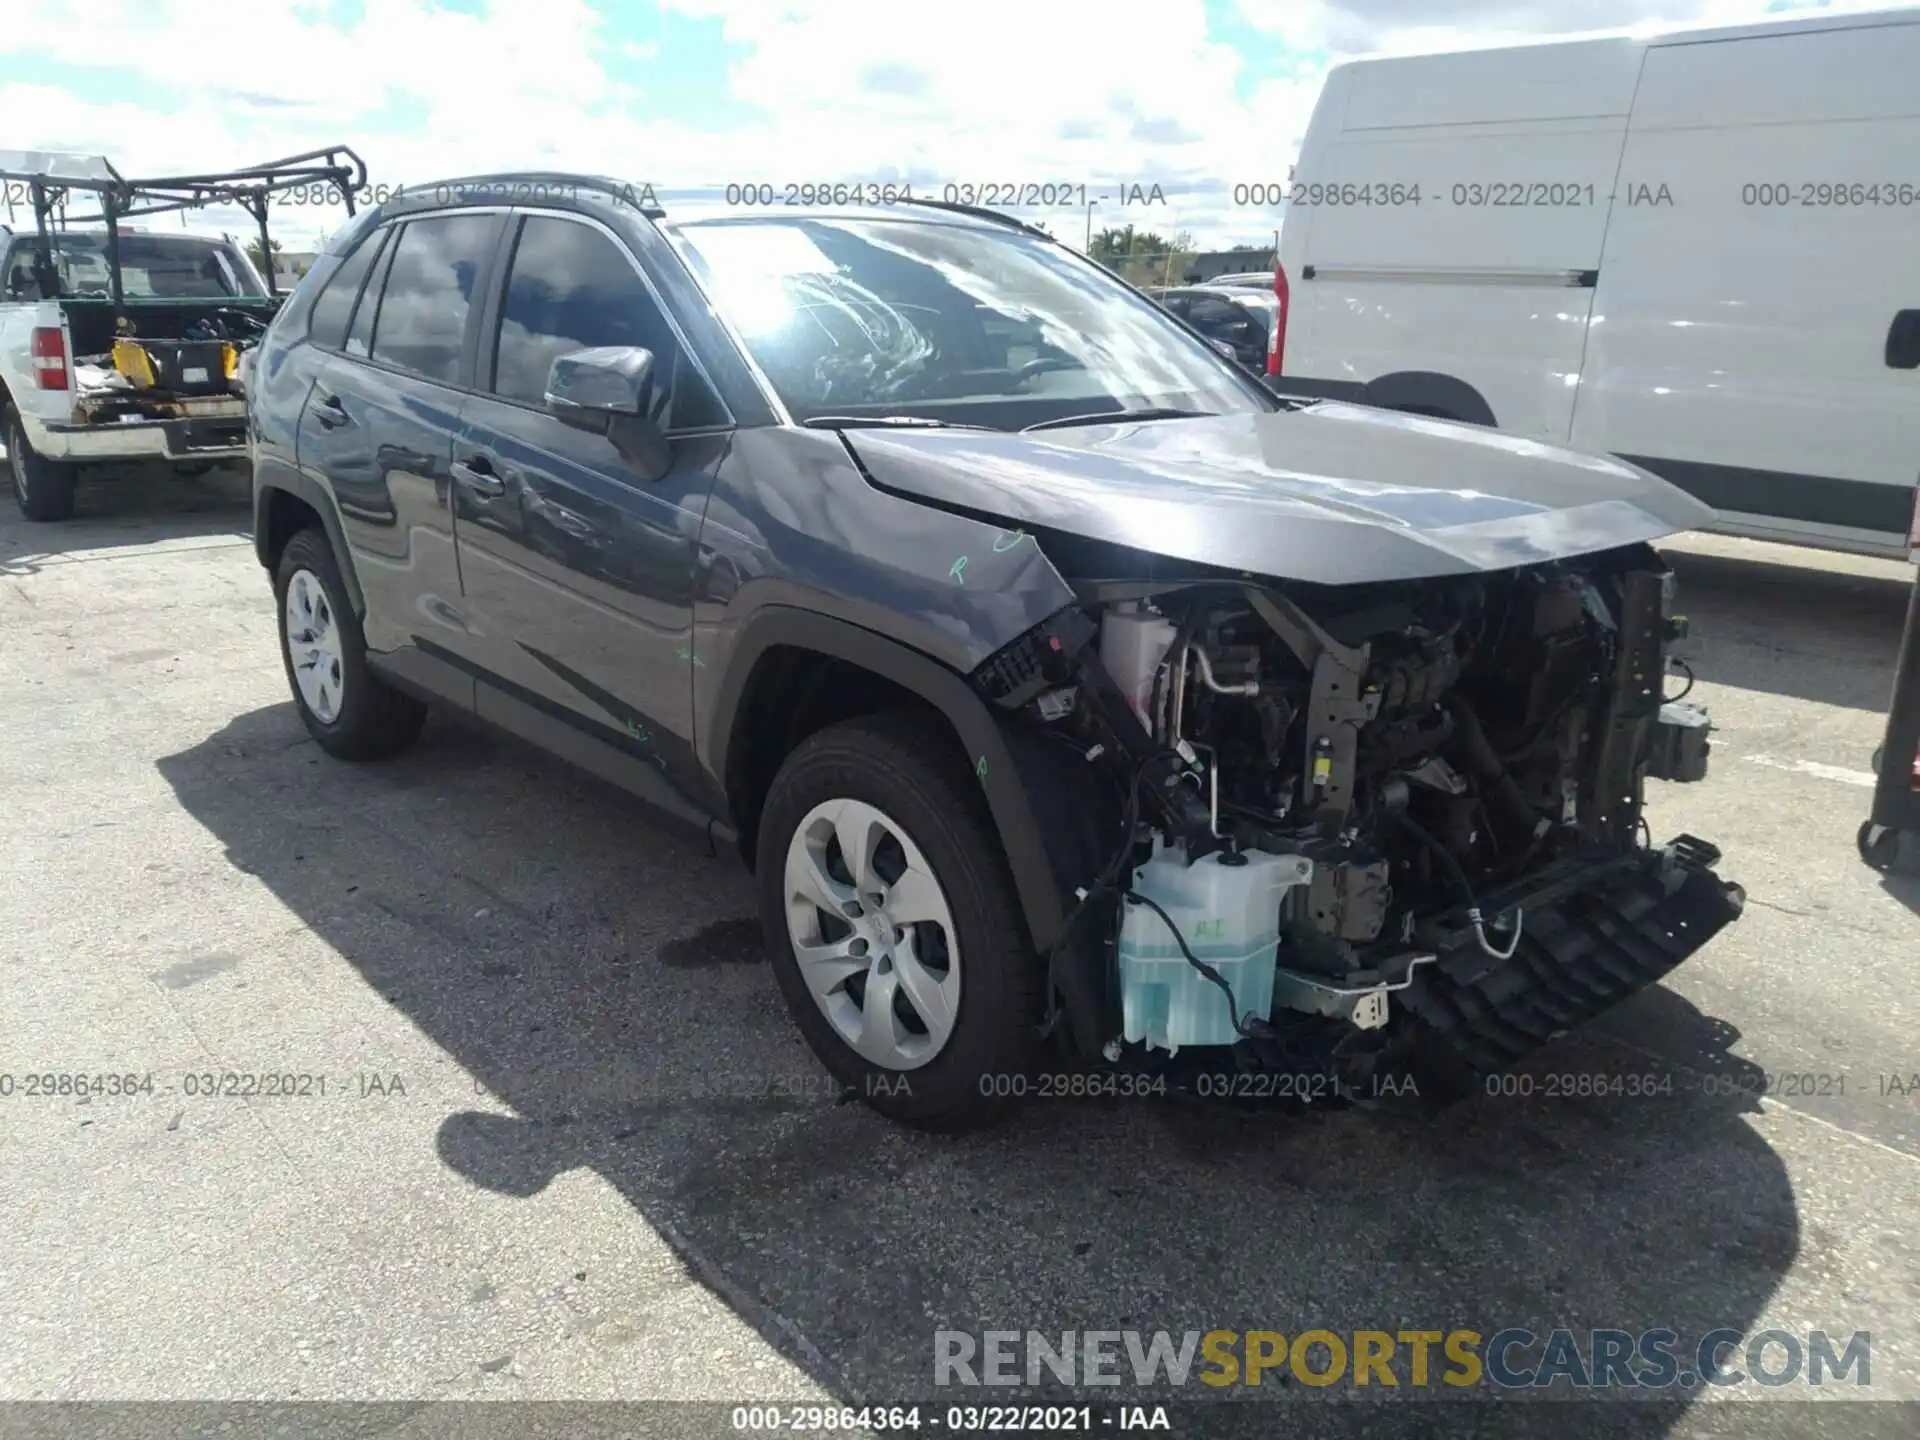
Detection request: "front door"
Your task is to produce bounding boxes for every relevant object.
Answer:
[451,210,734,800]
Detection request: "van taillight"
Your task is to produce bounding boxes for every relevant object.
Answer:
[31,327,68,391]
[1268,265,1289,377]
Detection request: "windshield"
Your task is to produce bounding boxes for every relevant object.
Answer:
[667,216,1274,428]
[33,232,265,299]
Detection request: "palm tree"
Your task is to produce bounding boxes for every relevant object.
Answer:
[244,236,282,277]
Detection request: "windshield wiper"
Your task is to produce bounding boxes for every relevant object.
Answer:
[800,414,995,432]
[1020,407,1216,433]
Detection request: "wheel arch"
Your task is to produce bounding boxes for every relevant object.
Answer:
[708,606,1066,954]
[253,470,366,618]
[1359,371,1499,428]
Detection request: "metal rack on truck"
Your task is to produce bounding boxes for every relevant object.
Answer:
[2,146,365,521]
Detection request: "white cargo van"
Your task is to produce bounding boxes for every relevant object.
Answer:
[1274,6,1920,558]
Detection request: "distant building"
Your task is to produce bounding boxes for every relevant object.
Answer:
[270,250,318,289]
[1181,248,1275,283]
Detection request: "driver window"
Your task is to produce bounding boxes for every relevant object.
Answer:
[489,215,725,430]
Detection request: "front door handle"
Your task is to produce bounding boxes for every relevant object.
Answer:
[313,394,351,430]
[1887,310,1920,370]
[450,456,506,498]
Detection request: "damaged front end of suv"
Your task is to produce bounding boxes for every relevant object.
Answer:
[847,409,1745,1105]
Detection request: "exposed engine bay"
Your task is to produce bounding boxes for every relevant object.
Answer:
[972,541,1743,1103]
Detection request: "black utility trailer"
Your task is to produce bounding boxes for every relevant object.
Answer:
[1857,489,1920,873]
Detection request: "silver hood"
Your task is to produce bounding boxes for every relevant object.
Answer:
[844,402,1712,584]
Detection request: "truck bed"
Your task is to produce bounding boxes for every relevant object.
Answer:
[61,295,282,366]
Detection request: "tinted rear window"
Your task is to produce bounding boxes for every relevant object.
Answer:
[307,228,389,351]
[367,214,500,385]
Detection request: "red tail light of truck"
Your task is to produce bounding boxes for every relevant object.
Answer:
[31,326,68,390]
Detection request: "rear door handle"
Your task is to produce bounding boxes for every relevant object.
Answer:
[313,394,351,429]
[450,456,506,498]
[1887,310,1920,370]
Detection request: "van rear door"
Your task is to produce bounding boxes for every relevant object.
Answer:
[1570,16,1920,553]
[1280,38,1640,440]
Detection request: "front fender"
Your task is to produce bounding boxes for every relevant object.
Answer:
[705,604,1067,954]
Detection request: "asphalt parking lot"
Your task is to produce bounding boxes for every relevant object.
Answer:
[2,469,1917,1438]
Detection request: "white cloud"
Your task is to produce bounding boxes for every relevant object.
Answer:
[1235,0,1908,57]
[0,0,1889,251]
[0,0,612,115]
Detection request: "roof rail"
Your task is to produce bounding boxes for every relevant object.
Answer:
[885,196,1054,240]
[417,171,665,219]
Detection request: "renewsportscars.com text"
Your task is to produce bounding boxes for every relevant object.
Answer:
[934,1327,1871,1391]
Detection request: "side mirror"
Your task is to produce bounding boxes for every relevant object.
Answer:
[546,345,672,481]
[1207,338,1238,359]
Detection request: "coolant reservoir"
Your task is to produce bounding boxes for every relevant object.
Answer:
[1099,607,1177,734]
[1118,842,1314,1054]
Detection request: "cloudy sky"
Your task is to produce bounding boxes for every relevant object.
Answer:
[0,0,1900,253]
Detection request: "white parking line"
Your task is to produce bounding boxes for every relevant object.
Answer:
[1741,753,1878,788]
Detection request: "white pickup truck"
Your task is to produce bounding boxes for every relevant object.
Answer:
[1,224,279,520]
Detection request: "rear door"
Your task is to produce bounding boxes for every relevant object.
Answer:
[451,208,734,799]
[1569,17,1920,551]
[293,209,506,703]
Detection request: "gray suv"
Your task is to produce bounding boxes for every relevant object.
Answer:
[247,176,1740,1128]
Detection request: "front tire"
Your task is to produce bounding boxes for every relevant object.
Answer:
[756,712,1041,1130]
[273,527,426,760]
[5,401,77,522]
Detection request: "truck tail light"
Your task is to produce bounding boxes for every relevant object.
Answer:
[31,326,68,391]
[1267,264,1289,377]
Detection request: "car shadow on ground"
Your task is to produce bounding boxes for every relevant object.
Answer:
[1662,547,1913,712]
[158,704,1807,1437]
[0,462,250,578]
[1873,864,1920,918]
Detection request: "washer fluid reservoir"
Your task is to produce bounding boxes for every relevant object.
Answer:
[1117,840,1315,1054]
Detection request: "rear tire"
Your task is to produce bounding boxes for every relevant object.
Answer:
[273,526,427,760]
[1856,820,1919,875]
[5,401,78,522]
[756,712,1041,1130]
